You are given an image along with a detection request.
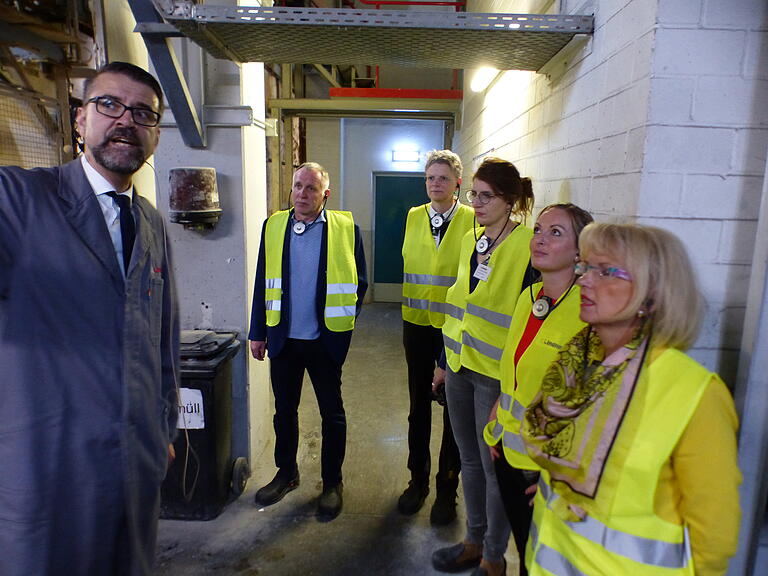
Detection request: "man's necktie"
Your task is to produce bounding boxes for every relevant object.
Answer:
[107,192,135,274]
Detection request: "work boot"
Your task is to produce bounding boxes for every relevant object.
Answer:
[430,491,457,525]
[470,557,507,576]
[397,480,429,515]
[317,482,343,519]
[432,541,483,572]
[253,469,299,506]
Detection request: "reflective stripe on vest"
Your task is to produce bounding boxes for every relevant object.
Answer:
[466,302,512,329]
[536,545,589,576]
[402,203,474,328]
[403,297,430,311]
[462,332,504,361]
[536,479,689,569]
[403,272,457,287]
[442,225,532,379]
[483,285,584,469]
[526,351,712,576]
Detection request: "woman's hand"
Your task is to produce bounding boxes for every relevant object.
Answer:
[432,366,446,393]
[525,481,538,506]
[488,396,500,423]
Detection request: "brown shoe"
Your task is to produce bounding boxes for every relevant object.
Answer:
[432,541,483,572]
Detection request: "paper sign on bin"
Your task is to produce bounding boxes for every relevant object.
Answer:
[177,388,205,429]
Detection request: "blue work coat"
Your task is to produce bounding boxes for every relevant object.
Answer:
[0,160,179,575]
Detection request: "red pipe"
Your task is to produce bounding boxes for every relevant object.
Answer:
[356,0,465,6]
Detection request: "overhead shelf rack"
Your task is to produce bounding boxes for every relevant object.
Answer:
[151,2,594,71]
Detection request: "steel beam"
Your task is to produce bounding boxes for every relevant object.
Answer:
[128,0,204,148]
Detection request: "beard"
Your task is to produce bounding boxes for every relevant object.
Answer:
[89,127,147,175]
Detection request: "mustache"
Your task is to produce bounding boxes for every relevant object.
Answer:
[103,127,140,145]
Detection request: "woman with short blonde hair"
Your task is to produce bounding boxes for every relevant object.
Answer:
[522,222,741,576]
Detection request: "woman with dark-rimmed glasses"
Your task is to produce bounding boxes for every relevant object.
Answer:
[432,157,535,576]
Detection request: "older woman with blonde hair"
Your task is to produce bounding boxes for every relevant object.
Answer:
[522,222,741,576]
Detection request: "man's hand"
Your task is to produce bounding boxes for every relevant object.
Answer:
[250,340,267,361]
[168,443,176,469]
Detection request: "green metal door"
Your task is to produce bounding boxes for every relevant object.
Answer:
[373,173,426,302]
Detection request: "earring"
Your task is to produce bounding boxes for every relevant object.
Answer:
[637,309,646,318]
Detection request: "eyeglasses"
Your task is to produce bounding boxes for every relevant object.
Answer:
[87,96,161,127]
[466,189,500,206]
[574,261,632,281]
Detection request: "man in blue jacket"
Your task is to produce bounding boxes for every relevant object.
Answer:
[249,162,367,519]
[0,62,178,575]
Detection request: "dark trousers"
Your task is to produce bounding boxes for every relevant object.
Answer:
[270,338,345,486]
[403,320,460,496]
[494,454,535,576]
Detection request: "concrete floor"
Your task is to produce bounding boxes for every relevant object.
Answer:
[154,303,521,576]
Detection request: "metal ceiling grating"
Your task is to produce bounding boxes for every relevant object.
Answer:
[153,2,593,70]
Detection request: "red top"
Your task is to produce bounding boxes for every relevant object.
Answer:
[513,289,551,390]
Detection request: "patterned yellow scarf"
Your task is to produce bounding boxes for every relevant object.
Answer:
[522,324,650,519]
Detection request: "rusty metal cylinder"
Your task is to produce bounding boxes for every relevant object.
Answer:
[169,167,222,229]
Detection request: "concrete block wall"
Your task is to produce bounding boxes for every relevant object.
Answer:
[457,0,657,222]
[638,0,768,376]
[454,0,768,381]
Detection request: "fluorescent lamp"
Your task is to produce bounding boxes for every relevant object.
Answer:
[392,149,420,162]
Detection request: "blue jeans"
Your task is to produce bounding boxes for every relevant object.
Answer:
[446,366,511,564]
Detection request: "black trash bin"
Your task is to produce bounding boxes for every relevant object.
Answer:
[161,330,249,520]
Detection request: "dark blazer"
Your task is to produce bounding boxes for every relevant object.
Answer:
[248,212,367,367]
[0,159,179,576]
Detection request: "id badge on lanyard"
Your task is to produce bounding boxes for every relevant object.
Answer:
[474,262,492,282]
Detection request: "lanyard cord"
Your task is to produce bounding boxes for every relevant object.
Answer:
[529,277,577,318]
[291,200,327,234]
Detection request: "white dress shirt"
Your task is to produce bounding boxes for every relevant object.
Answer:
[80,155,134,276]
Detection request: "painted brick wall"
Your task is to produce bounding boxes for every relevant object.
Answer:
[453,0,768,380]
[639,0,767,376]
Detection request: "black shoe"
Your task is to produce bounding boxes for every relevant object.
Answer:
[397,480,429,515]
[430,492,457,525]
[317,482,343,518]
[470,557,507,576]
[253,470,299,506]
[432,541,483,573]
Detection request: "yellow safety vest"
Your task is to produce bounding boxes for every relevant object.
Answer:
[526,349,714,576]
[483,283,585,469]
[264,210,358,332]
[442,224,532,380]
[402,202,474,328]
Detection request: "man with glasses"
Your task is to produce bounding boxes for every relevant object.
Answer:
[0,61,178,575]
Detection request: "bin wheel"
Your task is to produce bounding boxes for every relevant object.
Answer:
[231,457,250,498]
